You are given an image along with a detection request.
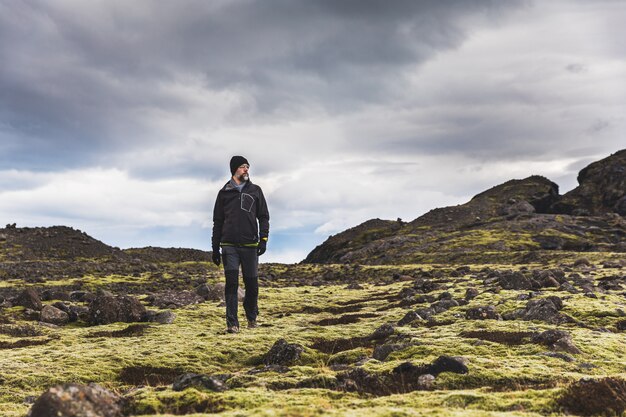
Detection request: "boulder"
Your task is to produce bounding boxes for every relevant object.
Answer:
[40,305,69,326]
[464,287,479,300]
[14,288,42,310]
[373,344,405,361]
[532,329,581,354]
[465,305,501,320]
[264,339,304,366]
[172,373,228,392]
[27,383,124,417]
[397,311,423,326]
[498,271,535,290]
[88,293,146,325]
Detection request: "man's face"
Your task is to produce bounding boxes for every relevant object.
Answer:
[235,164,249,182]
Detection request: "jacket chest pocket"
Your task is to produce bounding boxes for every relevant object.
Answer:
[241,193,255,212]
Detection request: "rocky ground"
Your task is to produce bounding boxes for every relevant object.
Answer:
[1,243,625,416]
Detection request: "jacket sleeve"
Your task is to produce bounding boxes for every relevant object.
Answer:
[257,187,270,240]
[212,191,224,249]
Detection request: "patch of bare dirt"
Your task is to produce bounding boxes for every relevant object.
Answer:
[118,366,185,386]
[89,324,150,338]
[312,313,378,326]
[558,377,626,416]
[460,330,537,345]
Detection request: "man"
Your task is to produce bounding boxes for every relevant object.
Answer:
[212,156,270,334]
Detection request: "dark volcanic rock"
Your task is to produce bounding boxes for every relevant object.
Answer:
[264,339,304,366]
[532,329,581,354]
[40,305,69,326]
[172,373,228,392]
[505,296,572,324]
[394,355,468,378]
[397,311,423,326]
[146,291,204,309]
[338,354,469,395]
[551,150,626,216]
[41,289,70,301]
[88,293,146,325]
[27,383,124,417]
[498,271,536,290]
[14,288,42,310]
[465,287,479,300]
[465,305,501,320]
[373,344,406,361]
[143,310,176,324]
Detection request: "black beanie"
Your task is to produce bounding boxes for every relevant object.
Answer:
[230,156,249,175]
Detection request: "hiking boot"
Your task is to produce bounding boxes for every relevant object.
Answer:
[247,320,258,329]
[226,326,239,334]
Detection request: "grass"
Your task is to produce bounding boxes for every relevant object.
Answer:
[0,259,625,416]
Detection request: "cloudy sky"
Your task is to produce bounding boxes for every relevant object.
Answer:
[0,0,624,262]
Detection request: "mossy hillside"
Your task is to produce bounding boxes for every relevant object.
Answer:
[1,260,625,416]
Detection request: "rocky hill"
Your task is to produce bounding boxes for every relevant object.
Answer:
[0,225,128,261]
[304,150,626,264]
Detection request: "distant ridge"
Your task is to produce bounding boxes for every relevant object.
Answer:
[304,150,626,264]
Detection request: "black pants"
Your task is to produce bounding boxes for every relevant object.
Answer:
[222,246,258,328]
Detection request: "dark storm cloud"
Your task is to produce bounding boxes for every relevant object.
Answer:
[0,0,527,172]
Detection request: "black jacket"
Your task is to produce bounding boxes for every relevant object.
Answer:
[212,179,270,248]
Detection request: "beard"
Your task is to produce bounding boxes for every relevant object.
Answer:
[238,173,249,182]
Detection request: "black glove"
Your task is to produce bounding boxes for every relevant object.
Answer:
[257,239,267,256]
[212,247,221,266]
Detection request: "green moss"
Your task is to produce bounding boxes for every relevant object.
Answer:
[2,257,626,416]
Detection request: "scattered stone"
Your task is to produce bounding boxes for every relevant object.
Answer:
[370,323,395,340]
[430,299,459,313]
[397,311,423,326]
[70,291,95,303]
[464,287,479,300]
[465,305,501,320]
[532,330,581,354]
[616,320,626,331]
[41,289,70,301]
[146,291,204,309]
[559,281,578,293]
[14,288,42,310]
[498,270,535,290]
[27,383,124,417]
[144,310,176,324]
[573,258,591,267]
[172,373,228,392]
[345,282,364,290]
[68,305,90,322]
[372,343,405,361]
[40,305,69,326]
[88,293,146,325]
[23,308,41,321]
[506,296,571,324]
[417,374,436,389]
[264,339,304,366]
[393,355,468,379]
